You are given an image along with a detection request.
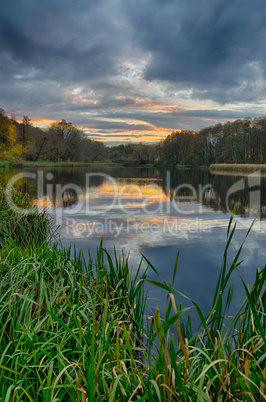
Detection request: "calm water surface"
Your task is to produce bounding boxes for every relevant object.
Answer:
[2,166,266,317]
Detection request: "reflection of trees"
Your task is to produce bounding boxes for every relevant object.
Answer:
[207,175,256,217]
[5,167,162,208]
[3,167,266,219]
[0,172,38,196]
[86,166,163,179]
[160,168,266,220]
[40,168,105,207]
[261,182,266,219]
[61,189,78,208]
[0,167,105,208]
[161,169,211,199]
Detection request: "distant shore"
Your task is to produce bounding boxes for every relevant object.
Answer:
[2,160,266,172]
[1,160,121,168]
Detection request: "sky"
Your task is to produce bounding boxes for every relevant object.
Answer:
[1,0,266,145]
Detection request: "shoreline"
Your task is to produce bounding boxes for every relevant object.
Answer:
[2,160,266,173]
[3,161,121,168]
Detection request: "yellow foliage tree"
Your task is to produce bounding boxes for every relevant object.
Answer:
[0,108,21,160]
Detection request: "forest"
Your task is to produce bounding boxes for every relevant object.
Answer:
[1,108,266,166]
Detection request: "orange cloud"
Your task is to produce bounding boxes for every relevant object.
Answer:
[31,119,57,127]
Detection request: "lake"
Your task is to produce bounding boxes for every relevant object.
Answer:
[1,165,266,319]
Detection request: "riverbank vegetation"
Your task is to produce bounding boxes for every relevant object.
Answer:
[0,185,265,400]
[1,107,266,168]
[210,163,266,173]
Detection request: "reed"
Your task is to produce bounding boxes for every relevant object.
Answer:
[0,186,265,400]
[210,163,266,173]
[0,242,150,401]
[144,214,266,401]
[0,185,54,250]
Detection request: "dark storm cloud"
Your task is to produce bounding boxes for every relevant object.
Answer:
[0,0,266,138]
[74,106,255,132]
[81,120,150,131]
[125,0,266,103]
[0,0,127,85]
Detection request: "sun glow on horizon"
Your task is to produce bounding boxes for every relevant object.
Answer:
[27,119,57,128]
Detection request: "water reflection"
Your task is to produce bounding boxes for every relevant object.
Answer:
[2,166,266,220]
[1,166,265,317]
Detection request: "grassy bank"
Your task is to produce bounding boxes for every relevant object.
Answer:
[0,185,54,250]
[210,163,266,174]
[0,161,11,168]
[0,186,265,400]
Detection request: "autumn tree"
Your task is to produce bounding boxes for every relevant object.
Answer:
[0,108,20,158]
[21,115,32,148]
[81,138,108,162]
[47,120,83,161]
[31,131,51,161]
[0,108,16,147]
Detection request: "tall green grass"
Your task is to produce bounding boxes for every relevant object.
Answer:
[0,185,265,400]
[0,185,53,250]
[0,243,150,401]
[144,214,266,401]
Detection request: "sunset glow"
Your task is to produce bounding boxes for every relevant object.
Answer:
[1,0,266,144]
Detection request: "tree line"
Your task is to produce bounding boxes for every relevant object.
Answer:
[159,117,266,166]
[0,109,108,163]
[1,108,266,166]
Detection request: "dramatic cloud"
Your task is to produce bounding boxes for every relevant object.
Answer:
[126,0,266,101]
[1,0,266,143]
